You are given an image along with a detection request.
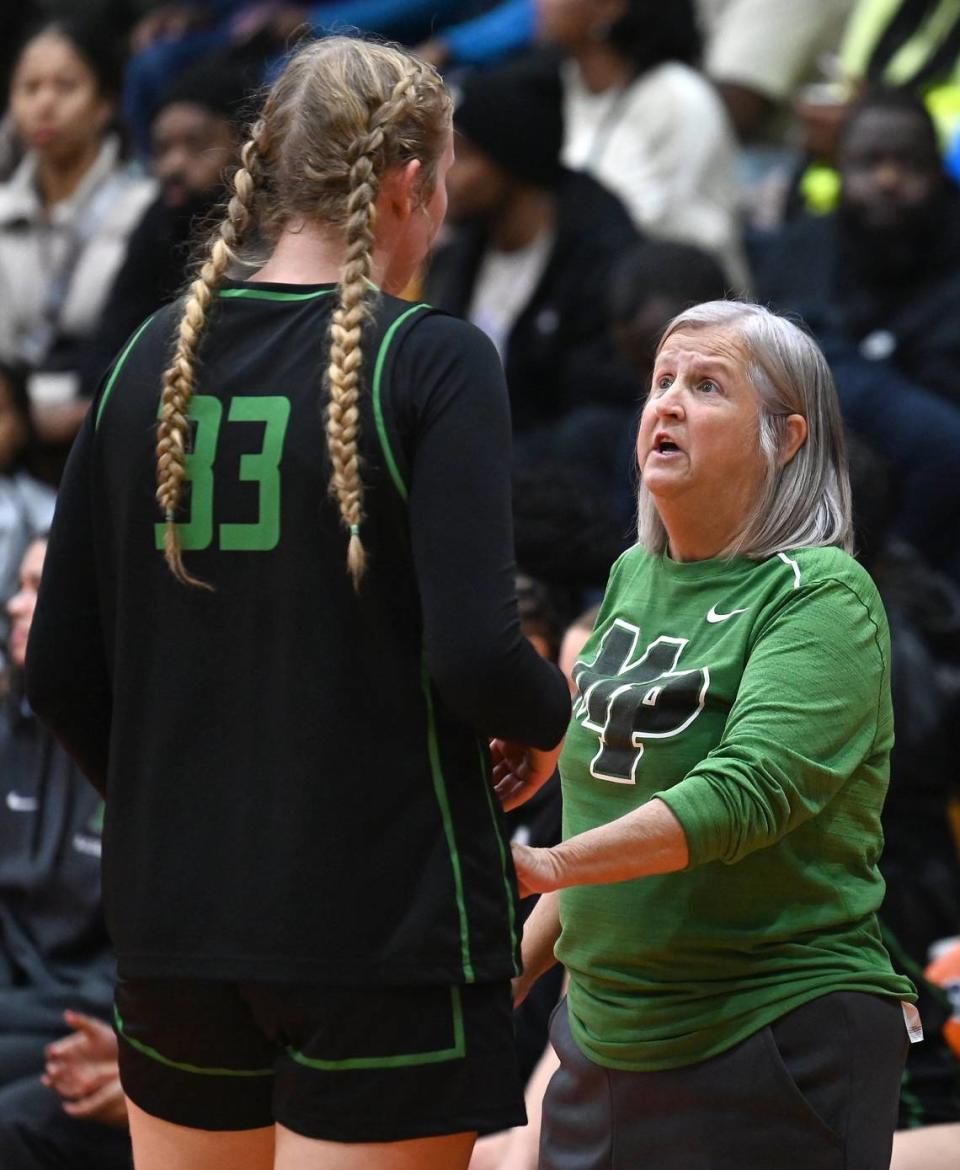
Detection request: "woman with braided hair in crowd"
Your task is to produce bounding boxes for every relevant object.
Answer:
[23,36,569,1170]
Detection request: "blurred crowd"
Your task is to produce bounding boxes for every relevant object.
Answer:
[0,1,958,1167]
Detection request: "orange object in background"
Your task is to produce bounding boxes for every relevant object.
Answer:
[949,796,960,854]
[926,940,960,1058]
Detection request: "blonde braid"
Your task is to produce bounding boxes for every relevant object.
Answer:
[155,131,264,588]
[326,64,426,590]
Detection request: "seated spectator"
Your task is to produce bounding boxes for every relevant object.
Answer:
[608,238,730,387]
[757,89,960,578]
[123,1,506,155]
[841,0,960,139]
[42,1011,125,1128]
[0,364,53,645]
[790,0,960,215]
[537,0,748,288]
[425,57,640,502]
[846,435,960,967]
[418,0,534,69]
[0,18,155,457]
[698,0,853,142]
[79,61,249,398]
[0,535,127,1170]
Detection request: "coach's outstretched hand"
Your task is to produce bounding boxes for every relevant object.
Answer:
[490,739,562,812]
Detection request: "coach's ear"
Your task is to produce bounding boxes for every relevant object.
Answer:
[779,414,807,467]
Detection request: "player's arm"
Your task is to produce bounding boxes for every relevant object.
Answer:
[399,315,570,752]
[26,407,111,796]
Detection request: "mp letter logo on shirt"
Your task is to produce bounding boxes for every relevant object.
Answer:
[573,619,710,784]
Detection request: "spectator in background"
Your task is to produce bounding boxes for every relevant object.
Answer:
[418,0,534,69]
[790,0,960,216]
[0,18,155,461]
[845,435,960,967]
[0,536,125,1170]
[608,239,730,390]
[536,0,748,289]
[697,0,853,142]
[425,57,640,506]
[758,89,960,579]
[845,437,960,1170]
[79,61,249,398]
[0,365,53,644]
[123,1,519,156]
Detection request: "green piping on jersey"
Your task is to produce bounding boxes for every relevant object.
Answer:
[421,657,475,982]
[216,287,336,302]
[94,313,158,431]
[288,987,465,1070]
[113,1006,274,1077]
[372,303,430,500]
[477,742,520,974]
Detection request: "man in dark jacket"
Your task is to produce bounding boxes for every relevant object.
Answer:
[757,88,960,579]
[79,61,248,398]
[425,57,640,505]
[0,537,128,1169]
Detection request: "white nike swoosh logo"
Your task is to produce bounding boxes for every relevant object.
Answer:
[6,792,38,812]
[706,605,747,624]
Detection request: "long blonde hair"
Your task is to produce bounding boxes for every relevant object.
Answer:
[156,38,452,588]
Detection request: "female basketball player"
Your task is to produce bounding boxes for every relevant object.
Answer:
[26,36,570,1170]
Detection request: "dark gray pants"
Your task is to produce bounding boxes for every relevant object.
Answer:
[0,1077,132,1170]
[541,993,909,1170]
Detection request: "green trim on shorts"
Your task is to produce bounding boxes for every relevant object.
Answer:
[113,1006,274,1077]
[287,987,465,1070]
[372,302,430,500]
[217,287,336,302]
[94,313,158,431]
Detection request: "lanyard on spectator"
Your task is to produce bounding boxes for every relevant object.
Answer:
[19,172,127,368]
[585,85,633,171]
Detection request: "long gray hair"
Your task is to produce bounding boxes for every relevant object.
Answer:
[637,301,853,558]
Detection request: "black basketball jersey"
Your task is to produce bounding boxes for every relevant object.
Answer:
[27,281,570,986]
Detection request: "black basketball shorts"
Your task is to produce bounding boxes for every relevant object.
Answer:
[114,977,525,1142]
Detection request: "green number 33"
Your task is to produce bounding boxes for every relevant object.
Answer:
[154,395,292,553]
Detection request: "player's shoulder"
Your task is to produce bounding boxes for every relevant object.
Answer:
[381,294,499,358]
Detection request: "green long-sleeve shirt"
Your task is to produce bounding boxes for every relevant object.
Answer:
[556,543,915,1071]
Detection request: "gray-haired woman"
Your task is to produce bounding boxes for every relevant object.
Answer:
[505,302,917,1170]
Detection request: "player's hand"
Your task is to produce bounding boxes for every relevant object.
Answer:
[490,739,562,812]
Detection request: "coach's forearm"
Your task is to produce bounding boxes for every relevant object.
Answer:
[549,798,690,889]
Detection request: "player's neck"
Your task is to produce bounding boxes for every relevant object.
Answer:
[252,222,389,287]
